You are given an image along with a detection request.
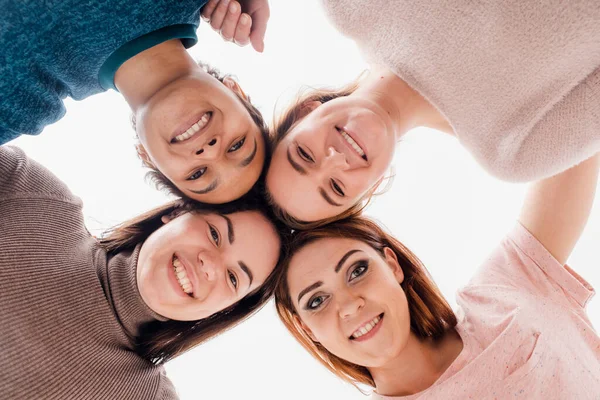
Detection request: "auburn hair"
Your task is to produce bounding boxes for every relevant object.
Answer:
[267,73,388,230]
[274,216,457,389]
[100,198,289,364]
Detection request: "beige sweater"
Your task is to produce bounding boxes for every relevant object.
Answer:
[0,146,177,399]
[322,0,600,181]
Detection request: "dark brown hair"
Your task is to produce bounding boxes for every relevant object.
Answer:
[274,216,456,389]
[100,198,289,364]
[132,61,273,202]
[267,74,387,230]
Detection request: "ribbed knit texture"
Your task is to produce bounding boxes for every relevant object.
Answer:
[0,0,207,144]
[0,146,177,400]
[322,0,600,182]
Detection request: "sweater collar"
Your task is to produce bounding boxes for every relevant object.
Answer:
[97,244,167,342]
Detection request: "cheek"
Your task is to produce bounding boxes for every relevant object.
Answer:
[306,312,344,347]
[344,170,381,200]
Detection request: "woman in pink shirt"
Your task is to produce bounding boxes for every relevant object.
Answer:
[275,154,600,398]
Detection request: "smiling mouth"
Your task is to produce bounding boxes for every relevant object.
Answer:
[171,112,212,143]
[350,313,383,340]
[337,127,367,161]
[173,255,193,297]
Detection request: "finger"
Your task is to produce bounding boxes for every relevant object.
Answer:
[201,0,219,21]
[220,1,242,41]
[249,6,270,52]
[233,13,252,46]
[209,0,230,31]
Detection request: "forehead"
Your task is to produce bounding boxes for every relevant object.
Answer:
[229,211,281,281]
[287,237,375,290]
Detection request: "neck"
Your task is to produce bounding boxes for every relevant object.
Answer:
[96,244,167,342]
[370,330,462,396]
[353,65,454,139]
[114,39,198,111]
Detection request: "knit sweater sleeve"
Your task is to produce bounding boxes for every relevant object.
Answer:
[475,67,600,182]
[0,146,78,203]
[155,368,180,400]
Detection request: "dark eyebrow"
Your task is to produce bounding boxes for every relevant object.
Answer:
[239,261,253,287]
[319,187,342,207]
[297,281,323,303]
[220,214,234,244]
[190,179,219,195]
[238,138,258,168]
[335,249,362,273]
[286,147,307,175]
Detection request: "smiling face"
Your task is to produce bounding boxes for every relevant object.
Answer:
[137,210,280,321]
[266,97,397,222]
[287,238,411,368]
[136,74,266,204]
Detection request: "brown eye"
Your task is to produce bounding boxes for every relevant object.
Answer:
[228,137,245,152]
[297,146,314,162]
[331,179,345,196]
[209,224,220,246]
[228,270,238,289]
[188,167,207,181]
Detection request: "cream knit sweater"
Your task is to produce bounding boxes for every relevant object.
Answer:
[322,0,600,181]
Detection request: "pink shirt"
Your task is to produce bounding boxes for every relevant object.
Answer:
[374,223,599,399]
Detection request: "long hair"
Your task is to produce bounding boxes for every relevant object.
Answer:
[100,198,288,364]
[274,216,457,389]
[267,73,389,230]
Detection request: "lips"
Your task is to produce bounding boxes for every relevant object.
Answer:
[336,126,369,165]
[170,111,213,143]
[173,255,193,296]
[170,254,204,299]
[338,127,367,160]
[349,313,384,341]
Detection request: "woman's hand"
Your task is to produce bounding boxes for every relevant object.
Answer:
[519,153,600,264]
[201,0,270,52]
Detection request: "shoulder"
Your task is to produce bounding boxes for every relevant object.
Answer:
[0,146,80,205]
[154,367,179,400]
[458,223,594,311]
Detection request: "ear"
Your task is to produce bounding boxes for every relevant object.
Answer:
[294,314,318,343]
[161,207,188,224]
[135,143,155,169]
[223,77,249,101]
[383,247,404,284]
[297,100,322,119]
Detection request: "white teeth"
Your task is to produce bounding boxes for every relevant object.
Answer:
[351,315,381,339]
[339,129,365,157]
[173,112,211,142]
[173,256,193,295]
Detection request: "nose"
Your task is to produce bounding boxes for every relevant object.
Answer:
[338,291,364,319]
[194,136,221,160]
[197,251,222,282]
[322,147,349,171]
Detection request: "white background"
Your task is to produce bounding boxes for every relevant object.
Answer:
[9,1,599,399]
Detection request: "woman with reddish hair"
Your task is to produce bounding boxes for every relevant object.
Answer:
[275,154,600,398]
